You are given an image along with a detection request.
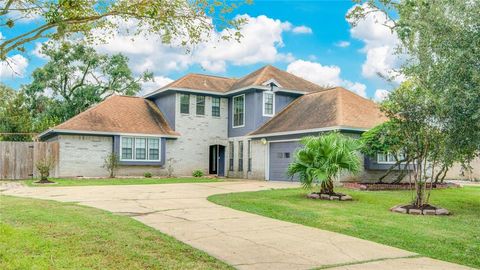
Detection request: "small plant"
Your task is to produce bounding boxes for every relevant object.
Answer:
[35,157,55,183]
[144,172,152,178]
[192,169,204,177]
[103,153,119,178]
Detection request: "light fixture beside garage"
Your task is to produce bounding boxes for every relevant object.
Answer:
[261,138,267,145]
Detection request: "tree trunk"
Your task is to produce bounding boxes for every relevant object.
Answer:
[320,179,334,194]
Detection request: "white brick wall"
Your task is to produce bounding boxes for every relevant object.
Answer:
[167,93,229,176]
[57,135,112,177]
[226,137,267,180]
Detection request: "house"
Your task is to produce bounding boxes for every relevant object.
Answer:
[39,65,388,181]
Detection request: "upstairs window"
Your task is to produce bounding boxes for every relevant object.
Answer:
[233,94,245,127]
[196,95,205,115]
[180,94,190,114]
[212,97,221,117]
[263,92,274,116]
[120,137,161,161]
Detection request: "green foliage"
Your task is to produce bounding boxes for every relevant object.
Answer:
[144,172,152,178]
[103,153,119,178]
[35,157,55,182]
[360,121,404,158]
[24,42,152,124]
[0,85,33,141]
[1,0,248,59]
[287,132,361,194]
[192,170,204,178]
[349,1,480,206]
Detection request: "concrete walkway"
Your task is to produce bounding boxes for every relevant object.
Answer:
[1,181,473,270]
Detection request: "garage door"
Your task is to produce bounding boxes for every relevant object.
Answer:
[269,141,301,181]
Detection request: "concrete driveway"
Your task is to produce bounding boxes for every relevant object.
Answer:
[1,181,472,270]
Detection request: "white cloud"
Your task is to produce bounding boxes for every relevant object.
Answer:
[139,76,173,96]
[286,59,367,97]
[292,25,313,34]
[31,42,49,59]
[374,88,390,102]
[347,3,405,84]
[335,41,350,48]
[93,14,298,75]
[0,54,28,79]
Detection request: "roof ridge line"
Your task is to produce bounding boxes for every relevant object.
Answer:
[189,73,235,80]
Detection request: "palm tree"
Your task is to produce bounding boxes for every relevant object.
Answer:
[287,132,362,195]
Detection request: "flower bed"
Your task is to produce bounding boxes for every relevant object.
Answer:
[307,192,352,201]
[343,182,456,191]
[390,204,450,215]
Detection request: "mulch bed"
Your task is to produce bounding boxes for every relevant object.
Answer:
[307,192,352,201]
[343,182,458,191]
[390,204,450,215]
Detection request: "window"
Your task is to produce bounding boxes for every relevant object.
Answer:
[263,92,274,116]
[377,152,404,164]
[238,141,244,171]
[121,137,133,160]
[135,138,146,160]
[229,141,234,171]
[232,95,245,127]
[180,94,190,114]
[120,137,161,161]
[148,138,160,160]
[196,95,205,115]
[247,140,252,172]
[212,97,221,117]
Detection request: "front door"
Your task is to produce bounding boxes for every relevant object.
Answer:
[209,145,226,176]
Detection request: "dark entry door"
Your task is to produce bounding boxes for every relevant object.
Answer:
[218,145,225,176]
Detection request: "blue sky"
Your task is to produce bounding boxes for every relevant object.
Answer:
[1,1,402,101]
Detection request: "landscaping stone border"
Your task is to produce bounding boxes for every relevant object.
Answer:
[343,182,457,191]
[307,193,352,201]
[390,205,450,215]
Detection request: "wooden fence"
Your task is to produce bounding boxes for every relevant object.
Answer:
[0,142,59,180]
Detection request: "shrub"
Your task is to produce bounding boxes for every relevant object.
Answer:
[192,169,204,177]
[35,157,55,183]
[144,172,152,178]
[103,153,119,178]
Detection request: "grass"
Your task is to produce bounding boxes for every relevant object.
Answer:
[22,177,221,187]
[208,186,480,268]
[0,195,232,270]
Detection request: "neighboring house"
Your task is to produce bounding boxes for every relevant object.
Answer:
[39,65,389,181]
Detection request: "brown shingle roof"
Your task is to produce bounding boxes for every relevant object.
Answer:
[152,65,325,95]
[51,95,178,136]
[230,65,325,92]
[160,73,237,93]
[250,87,387,136]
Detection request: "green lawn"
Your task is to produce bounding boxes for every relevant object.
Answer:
[209,186,480,269]
[23,177,221,187]
[0,195,231,270]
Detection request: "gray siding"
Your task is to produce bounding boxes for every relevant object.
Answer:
[228,89,300,137]
[153,92,176,129]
